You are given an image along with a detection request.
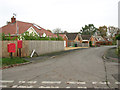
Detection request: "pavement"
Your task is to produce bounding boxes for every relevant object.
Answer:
[64,47,89,50]
[1,46,119,89]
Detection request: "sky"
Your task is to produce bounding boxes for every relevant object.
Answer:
[0,0,120,32]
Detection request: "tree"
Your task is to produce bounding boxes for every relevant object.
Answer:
[116,34,120,40]
[98,25,107,37]
[52,28,64,33]
[47,29,52,33]
[64,31,68,34]
[108,26,119,38]
[81,24,98,35]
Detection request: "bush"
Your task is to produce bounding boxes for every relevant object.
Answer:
[116,34,120,40]
[89,41,92,47]
[1,32,63,41]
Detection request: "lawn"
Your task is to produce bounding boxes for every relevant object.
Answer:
[2,57,29,67]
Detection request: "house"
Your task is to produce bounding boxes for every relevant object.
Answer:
[1,16,57,39]
[89,35,106,46]
[80,35,91,43]
[65,33,81,47]
[56,33,68,47]
[103,36,112,45]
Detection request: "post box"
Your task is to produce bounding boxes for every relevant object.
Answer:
[7,43,16,53]
[17,40,22,48]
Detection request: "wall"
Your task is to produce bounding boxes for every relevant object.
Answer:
[2,40,64,57]
[67,41,89,47]
[117,40,120,48]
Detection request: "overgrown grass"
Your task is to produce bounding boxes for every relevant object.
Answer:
[2,57,29,67]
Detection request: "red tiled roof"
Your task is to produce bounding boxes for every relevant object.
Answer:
[1,21,57,37]
[58,34,66,38]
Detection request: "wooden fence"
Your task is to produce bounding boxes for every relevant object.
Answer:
[1,40,64,57]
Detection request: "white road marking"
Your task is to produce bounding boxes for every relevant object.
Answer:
[19,81,37,84]
[41,81,61,84]
[17,85,33,88]
[66,81,86,84]
[92,82,97,84]
[0,85,7,88]
[78,87,87,89]
[99,81,110,84]
[39,86,59,88]
[115,82,120,84]
[12,85,18,88]
[19,81,26,83]
[0,80,14,83]
[66,86,70,88]
[27,81,37,84]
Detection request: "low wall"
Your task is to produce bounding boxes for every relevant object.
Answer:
[1,40,64,57]
[67,42,89,47]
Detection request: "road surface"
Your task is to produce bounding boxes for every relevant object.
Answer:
[2,46,119,88]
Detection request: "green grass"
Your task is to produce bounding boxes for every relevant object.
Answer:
[2,57,29,67]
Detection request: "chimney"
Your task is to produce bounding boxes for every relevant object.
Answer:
[11,16,16,23]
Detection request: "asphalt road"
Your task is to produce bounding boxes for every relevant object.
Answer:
[2,46,119,89]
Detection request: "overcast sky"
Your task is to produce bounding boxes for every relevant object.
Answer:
[0,0,119,32]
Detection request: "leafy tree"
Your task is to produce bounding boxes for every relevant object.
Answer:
[98,25,107,37]
[81,24,98,35]
[116,34,120,40]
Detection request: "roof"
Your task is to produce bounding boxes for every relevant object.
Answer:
[103,36,113,42]
[81,35,91,40]
[58,34,66,38]
[94,36,105,41]
[66,33,78,40]
[1,21,57,37]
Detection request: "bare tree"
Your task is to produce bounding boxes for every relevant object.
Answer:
[52,28,64,33]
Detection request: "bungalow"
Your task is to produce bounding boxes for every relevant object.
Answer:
[1,16,57,39]
[65,33,81,47]
[89,35,106,46]
[103,36,112,45]
[80,35,91,43]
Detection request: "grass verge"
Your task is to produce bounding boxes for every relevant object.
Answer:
[2,57,29,67]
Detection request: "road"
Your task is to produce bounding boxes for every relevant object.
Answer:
[2,46,119,88]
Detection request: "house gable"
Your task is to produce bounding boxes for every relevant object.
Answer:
[27,27,39,36]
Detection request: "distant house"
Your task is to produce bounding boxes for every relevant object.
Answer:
[57,33,81,47]
[103,36,112,45]
[56,33,68,47]
[1,16,57,39]
[90,35,106,46]
[65,33,81,47]
[80,35,91,43]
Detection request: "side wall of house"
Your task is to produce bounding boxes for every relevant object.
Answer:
[1,40,64,57]
[89,36,96,46]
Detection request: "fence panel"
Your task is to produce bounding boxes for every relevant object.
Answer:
[2,40,64,57]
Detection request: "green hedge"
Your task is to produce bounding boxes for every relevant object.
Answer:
[1,32,63,41]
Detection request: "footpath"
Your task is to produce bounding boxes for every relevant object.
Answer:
[103,47,119,88]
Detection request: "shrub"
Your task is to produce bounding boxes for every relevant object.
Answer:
[116,34,120,40]
[89,41,92,47]
[2,32,63,41]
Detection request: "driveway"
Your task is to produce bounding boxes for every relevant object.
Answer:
[2,46,119,88]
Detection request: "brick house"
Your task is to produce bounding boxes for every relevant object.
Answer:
[56,33,68,47]
[1,16,57,39]
[89,35,109,46]
[65,33,81,47]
